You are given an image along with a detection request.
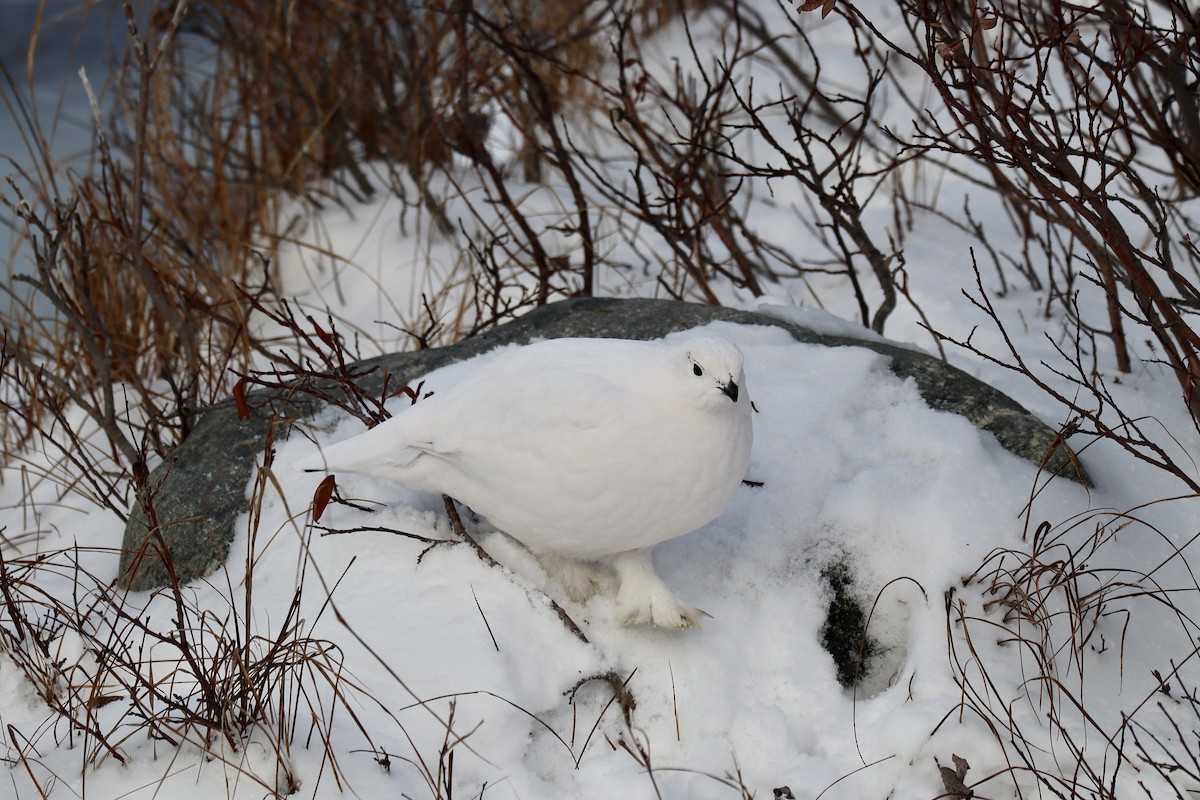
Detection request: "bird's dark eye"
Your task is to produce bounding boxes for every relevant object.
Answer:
[692,363,703,377]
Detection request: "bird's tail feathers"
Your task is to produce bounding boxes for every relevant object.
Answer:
[293,442,429,481]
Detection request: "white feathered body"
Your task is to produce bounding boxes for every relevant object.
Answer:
[307,336,753,560]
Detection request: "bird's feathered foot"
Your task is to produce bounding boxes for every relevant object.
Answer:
[609,548,710,629]
[537,552,609,603]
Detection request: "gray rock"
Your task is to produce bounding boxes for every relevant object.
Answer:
[118,296,1085,591]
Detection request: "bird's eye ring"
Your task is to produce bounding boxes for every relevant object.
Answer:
[692,363,704,377]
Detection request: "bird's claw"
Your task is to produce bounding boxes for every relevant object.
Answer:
[618,598,710,629]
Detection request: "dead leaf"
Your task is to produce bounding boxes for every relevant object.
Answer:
[313,475,336,522]
[634,72,649,101]
[87,693,125,710]
[391,379,426,406]
[798,0,826,11]
[306,315,338,348]
[936,39,965,58]
[233,376,250,420]
[1063,28,1082,46]
[935,754,973,798]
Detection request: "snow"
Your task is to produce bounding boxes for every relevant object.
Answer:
[238,324,1084,799]
[4,1,1200,799]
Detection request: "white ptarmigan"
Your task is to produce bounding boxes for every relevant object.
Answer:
[301,335,753,629]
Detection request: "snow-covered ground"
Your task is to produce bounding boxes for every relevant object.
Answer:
[3,2,1200,798]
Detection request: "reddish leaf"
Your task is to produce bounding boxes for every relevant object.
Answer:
[306,315,338,348]
[390,379,427,405]
[634,72,649,101]
[1063,28,1081,46]
[233,376,250,420]
[312,475,336,522]
[798,0,826,10]
[980,15,998,30]
[821,0,836,18]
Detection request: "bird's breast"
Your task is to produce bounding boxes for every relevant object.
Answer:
[445,403,752,559]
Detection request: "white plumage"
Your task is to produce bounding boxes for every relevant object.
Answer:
[301,334,753,628]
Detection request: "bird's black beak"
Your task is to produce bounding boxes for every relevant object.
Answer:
[721,380,739,403]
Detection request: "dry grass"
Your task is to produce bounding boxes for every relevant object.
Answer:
[937,502,1200,798]
[0,501,379,796]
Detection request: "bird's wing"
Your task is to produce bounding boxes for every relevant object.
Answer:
[303,339,667,482]
[431,364,660,493]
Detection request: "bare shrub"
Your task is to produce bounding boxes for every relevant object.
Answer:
[448,1,908,324]
[0,532,380,795]
[941,505,1200,798]
[821,0,1200,421]
[158,0,703,322]
[775,0,1200,794]
[1,1,272,496]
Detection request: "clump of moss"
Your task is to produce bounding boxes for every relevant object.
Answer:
[820,560,879,688]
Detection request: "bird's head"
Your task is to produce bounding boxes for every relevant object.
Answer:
[678,337,748,411]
